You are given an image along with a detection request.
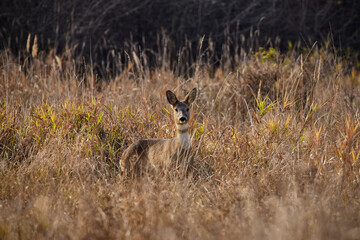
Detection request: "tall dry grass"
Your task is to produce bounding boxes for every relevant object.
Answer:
[0,39,360,239]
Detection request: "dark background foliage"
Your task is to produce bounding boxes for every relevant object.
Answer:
[1,0,359,74]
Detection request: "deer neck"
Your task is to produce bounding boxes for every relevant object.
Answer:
[176,123,191,150]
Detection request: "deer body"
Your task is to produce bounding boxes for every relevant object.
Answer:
[120,88,197,177]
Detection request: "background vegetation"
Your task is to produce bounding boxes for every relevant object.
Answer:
[1,1,360,239]
[1,36,360,239]
[1,0,360,76]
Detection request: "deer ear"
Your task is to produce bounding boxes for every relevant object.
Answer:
[184,88,197,104]
[166,90,178,106]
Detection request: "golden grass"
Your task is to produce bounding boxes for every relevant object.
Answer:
[0,44,360,239]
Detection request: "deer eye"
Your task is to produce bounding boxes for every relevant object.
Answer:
[186,108,189,111]
[175,108,178,112]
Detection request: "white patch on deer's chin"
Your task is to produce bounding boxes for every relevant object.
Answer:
[176,124,191,149]
[177,123,188,131]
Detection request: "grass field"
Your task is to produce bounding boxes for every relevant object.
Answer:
[1,42,360,239]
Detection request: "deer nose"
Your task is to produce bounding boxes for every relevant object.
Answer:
[179,117,187,122]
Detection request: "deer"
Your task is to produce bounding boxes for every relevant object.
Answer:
[120,88,197,177]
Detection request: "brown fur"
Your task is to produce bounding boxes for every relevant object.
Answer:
[120,88,197,177]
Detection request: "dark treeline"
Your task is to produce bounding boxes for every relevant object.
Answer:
[1,0,359,76]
